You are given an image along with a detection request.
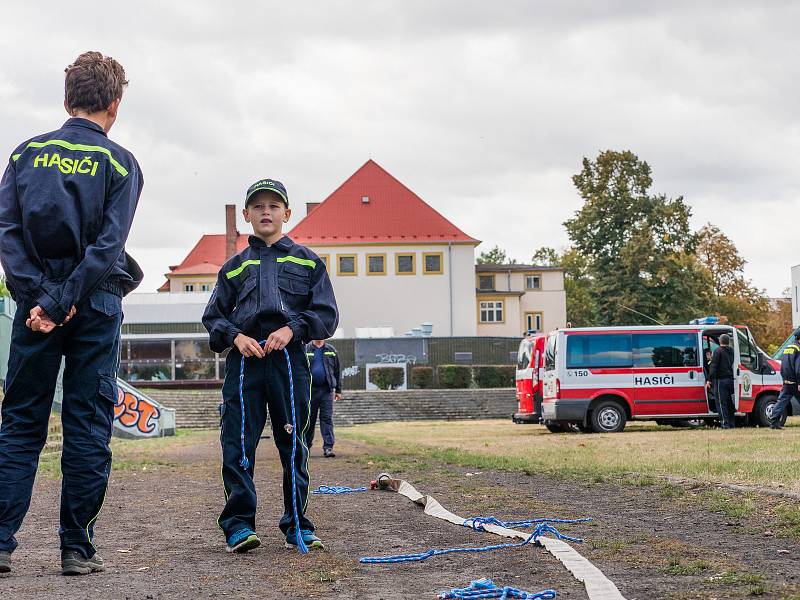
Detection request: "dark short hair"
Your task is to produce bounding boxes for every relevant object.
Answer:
[64,51,128,113]
[719,333,730,346]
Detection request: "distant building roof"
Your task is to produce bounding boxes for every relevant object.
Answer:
[288,159,479,245]
[475,263,563,272]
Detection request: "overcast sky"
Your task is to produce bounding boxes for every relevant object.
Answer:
[1,1,797,296]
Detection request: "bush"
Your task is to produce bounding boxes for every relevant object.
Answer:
[410,366,434,389]
[437,365,472,389]
[368,366,405,390]
[473,365,515,388]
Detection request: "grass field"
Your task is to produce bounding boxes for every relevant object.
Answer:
[340,418,800,491]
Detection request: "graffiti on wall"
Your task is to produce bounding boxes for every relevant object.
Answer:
[375,353,417,365]
[114,387,162,436]
[341,365,360,378]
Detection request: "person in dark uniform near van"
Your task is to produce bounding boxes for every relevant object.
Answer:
[707,333,736,429]
[0,52,143,576]
[770,327,800,429]
[305,339,342,457]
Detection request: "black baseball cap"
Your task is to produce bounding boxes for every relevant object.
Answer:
[245,179,289,207]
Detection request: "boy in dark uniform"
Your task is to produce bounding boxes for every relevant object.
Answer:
[0,52,143,575]
[203,179,338,553]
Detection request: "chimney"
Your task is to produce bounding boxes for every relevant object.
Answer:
[225,204,237,260]
[306,202,320,215]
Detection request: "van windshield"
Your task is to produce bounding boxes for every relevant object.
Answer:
[517,339,533,370]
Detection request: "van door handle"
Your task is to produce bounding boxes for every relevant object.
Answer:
[689,371,695,380]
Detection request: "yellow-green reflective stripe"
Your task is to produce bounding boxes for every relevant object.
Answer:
[11,154,21,162]
[324,352,336,356]
[225,260,260,279]
[277,256,316,269]
[22,140,129,176]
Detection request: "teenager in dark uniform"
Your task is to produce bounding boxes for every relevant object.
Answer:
[707,333,736,429]
[203,179,338,552]
[0,52,143,575]
[305,339,342,457]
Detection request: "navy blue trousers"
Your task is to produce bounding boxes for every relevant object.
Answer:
[0,291,122,558]
[772,383,798,426]
[218,341,313,539]
[306,386,335,451]
[715,378,736,428]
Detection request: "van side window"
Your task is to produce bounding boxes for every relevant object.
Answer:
[566,334,632,369]
[633,333,699,368]
[544,335,557,371]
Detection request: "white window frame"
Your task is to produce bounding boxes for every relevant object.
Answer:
[525,274,541,290]
[479,300,504,323]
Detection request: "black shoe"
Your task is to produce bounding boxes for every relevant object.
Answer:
[323,448,336,458]
[0,550,10,574]
[61,550,105,576]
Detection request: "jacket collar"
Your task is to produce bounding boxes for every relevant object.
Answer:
[248,235,293,251]
[63,117,107,136]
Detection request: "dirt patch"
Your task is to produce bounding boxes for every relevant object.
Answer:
[0,431,798,599]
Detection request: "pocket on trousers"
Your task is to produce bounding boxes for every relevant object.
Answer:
[93,374,118,441]
[89,290,122,317]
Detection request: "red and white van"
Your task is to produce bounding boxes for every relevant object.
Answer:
[541,323,787,433]
[513,333,546,423]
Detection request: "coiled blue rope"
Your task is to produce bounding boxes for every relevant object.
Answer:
[464,515,593,531]
[438,578,556,599]
[311,485,368,494]
[359,523,580,564]
[238,344,308,554]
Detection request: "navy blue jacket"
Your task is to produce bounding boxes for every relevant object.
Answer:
[780,342,800,384]
[0,118,143,323]
[305,342,342,393]
[202,235,338,353]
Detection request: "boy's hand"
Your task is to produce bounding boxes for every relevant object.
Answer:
[234,333,266,358]
[334,393,342,402]
[264,326,293,353]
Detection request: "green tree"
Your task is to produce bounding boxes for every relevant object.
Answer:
[477,245,517,265]
[695,223,768,340]
[565,150,712,325]
[531,246,596,326]
[0,275,9,297]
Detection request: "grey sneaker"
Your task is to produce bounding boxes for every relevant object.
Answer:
[0,550,10,574]
[61,550,105,576]
[323,447,336,458]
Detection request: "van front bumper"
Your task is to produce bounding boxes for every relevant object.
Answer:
[541,399,591,422]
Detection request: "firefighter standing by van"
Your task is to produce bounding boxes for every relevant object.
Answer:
[770,327,800,429]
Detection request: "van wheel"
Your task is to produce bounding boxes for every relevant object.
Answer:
[753,394,781,428]
[590,400,627,433]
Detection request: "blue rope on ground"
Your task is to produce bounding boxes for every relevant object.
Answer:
[238,345,308,554]
[311,485,368,494]
[438,578,557,599]
[464,515,593,532]
[359,523,580,564]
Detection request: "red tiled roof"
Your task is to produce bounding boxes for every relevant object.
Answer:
[169,262,222,276]
[158,234,249,291]
[288,160,479,245]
